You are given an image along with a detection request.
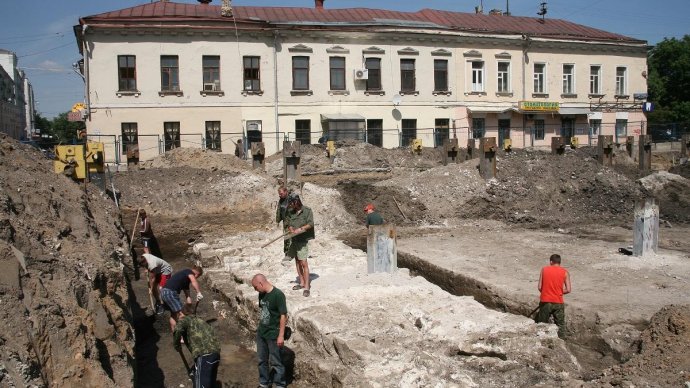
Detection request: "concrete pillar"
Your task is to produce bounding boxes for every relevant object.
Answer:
[250,142,265,171]
[682,134,690,158]
[367,224,397,273]
[638,134,652,174]
[551,137,565,155]
[478,137,497,180]
[597,135,614,166]
[466,139,477,160]
[282,140,301,182]
[633,198,659,257]
[442,138,459,165]
[626,136,635,158]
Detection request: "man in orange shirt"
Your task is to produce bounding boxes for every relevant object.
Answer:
[536,254,571,338]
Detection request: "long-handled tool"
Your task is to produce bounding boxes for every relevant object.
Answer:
[528,304,541,318]
[261,228,307,249]
[147,285,156,312]
[129,209,140,251]
[178,348,193,378]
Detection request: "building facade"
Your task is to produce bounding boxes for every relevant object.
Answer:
[75,0,648,163]
[0,49,33,140]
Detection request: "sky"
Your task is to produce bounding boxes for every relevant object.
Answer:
[1,0,688,119]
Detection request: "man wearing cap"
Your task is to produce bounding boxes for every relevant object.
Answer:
[364,204,384,227]
[285,194,315,297]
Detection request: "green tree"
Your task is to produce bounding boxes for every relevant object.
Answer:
[647,35,690,124]
[51,112,85,143]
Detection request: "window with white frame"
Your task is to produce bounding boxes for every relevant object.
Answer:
[590,119,601,136]
[497,62,510,93]
[590,65,601,95]
[205,121,221,151]
[203,56,220,91]
[534,63,546,94]
[562,64,574,94]
[243,56,260,91]
[471,61,484,92]
[616,67,627,96]
[160,55,179,91]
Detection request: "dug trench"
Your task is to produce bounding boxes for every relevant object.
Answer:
[127,214,259,388]
[140,211,642,386]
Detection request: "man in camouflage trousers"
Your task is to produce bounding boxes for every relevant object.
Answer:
[174,303,221,388]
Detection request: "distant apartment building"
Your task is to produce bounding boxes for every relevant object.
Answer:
[74,0,648,163]
[0,49,34,140]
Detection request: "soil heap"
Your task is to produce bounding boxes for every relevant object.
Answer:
[0,135,134,387]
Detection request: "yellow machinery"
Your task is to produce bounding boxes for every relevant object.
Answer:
[570,136,579,149]
[503,138,512,151]
[326,140,336,158]
[53,142,105,180]
[411,139,423,153]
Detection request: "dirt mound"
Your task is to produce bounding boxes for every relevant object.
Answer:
[140,147,249,171]
[0,135,133,386]
[669,161,690,179]
[592,305,690,387]
[638,171,690,223]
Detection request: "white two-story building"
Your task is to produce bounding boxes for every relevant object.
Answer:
[74,0,648,163]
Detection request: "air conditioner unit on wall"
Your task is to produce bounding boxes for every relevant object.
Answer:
[203,83,216,91]
[354,68,369,80]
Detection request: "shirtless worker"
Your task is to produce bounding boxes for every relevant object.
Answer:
[536,254,571,338]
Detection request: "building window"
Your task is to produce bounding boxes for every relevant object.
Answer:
[295,120,311,145]
[367,119,383,147]
[590,119,601,136]
[205,121,221,151]
[160,55,180,91]
[616,67,627,96]
[434,118,449,148]
[202,56,220,91]
[121,122,138,154]
[164,121,181,151]
[400,59,416,92]
[472,118,485,139]
[534,119,545,140]
[365,58,382,91]
[534,63,545,93]
[243,56,260,91]
[292,56,310,90]
[562,64,574,94]
[615,119,627,139]
[329,57,346,91]
[401,119,416,146]
[590,65,601,95]
[471,61,484,92]
[497,62,510,93]
[434,59,448,92]
[118,55,136,91]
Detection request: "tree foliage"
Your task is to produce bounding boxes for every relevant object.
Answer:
[51,112,85,143]
[647,35,690,124]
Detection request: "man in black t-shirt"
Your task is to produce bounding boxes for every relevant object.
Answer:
[161,265,204,332]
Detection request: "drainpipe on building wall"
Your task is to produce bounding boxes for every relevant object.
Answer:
[273,30,280,151]
[82,24,91,123]
[521,34,531,148]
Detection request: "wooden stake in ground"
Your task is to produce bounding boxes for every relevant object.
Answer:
[393,197,408,221]
[130,209,141,251]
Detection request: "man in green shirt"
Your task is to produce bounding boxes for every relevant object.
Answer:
[364,203,384,227]
[173,303,221,388]
[285,194,315,297]
[252,274,288,388]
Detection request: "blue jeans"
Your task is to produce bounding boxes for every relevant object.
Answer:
[193,352,220,388]
[256,332,286,388]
